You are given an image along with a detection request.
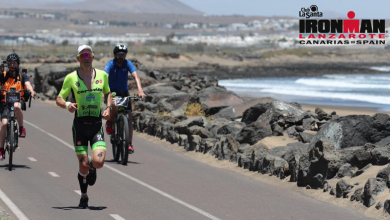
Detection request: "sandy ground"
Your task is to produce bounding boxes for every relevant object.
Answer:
[301,104,389,117]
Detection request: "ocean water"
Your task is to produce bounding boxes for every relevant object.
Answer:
[219,67,390,111]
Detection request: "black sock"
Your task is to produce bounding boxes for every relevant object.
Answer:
[78,172,88,194]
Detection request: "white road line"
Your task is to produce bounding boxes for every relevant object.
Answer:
[25,120,221,220]
[0,188,29,220]
[74,190,81,196]
[110,214,126,220]
[28,157,37,162]
[48,172,60,177]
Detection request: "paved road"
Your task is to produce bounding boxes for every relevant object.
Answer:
[0,101,373,220]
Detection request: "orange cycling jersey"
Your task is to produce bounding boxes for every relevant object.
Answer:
[0,73,27,102]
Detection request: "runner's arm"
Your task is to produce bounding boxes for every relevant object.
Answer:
[56,96,67,109]
[102,73,111,119]
[103,72,112,107]
[56,74,71,108]
[56,75,77,113]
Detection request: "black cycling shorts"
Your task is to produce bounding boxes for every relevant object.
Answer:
[0,100,26,119]
[72,120,106,155]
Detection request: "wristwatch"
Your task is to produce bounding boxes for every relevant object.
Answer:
[105,106,112,111]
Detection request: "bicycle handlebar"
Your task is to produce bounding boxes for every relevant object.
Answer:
[0,88,33,108]
[114,94,147,101]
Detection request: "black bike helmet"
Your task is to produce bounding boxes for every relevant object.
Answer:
[113,45,128,55]
[6,53,20,64]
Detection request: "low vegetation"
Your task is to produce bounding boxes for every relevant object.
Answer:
[183,102,215,121]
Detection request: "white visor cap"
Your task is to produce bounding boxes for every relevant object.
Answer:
[77,45,93,54]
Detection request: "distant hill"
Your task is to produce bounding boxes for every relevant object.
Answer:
[0,0,203,15]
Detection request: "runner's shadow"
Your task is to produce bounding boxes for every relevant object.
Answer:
[52,206,107,211]
[104,159,141,165]
[0,164,31,170]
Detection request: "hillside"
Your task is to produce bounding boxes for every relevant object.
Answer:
[0,0,202,15]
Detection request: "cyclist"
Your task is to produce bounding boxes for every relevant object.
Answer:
[104,45,146,154]
[0,53,35,160]
[56,45,112,208]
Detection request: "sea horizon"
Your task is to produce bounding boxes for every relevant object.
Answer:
[219,67,390,111]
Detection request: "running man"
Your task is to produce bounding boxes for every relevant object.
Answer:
[56,45,112,208]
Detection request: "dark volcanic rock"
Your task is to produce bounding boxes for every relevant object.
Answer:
[187,135,202,151]
[187,125,212,138]
[335,163,356,179]
[214,97,275,120]
[362,178,386,207]
[236,121,272,145]
[205,118,231,137]
[376,164,390,185]
[336,179,354,198]
[384,200,390,214]
[242,100,305,125]
[352,163,373,177]
[350,187,364,202]
[134,101,158,112]
[199,138,218,153]
[352,144,378,168]
[174,116,208,134]
[298,140,345,188]
[375,202,383,210]
[298,132,314,143]
[210,134,240,161]
[216,121,246,138]
[238,143,269,171]
[260,154,289,178]
[309,114,390,150]
[315,107,328,121]
[195,86,244,110]
[371,145,390,165]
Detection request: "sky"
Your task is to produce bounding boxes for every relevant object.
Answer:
[32,0,390,18]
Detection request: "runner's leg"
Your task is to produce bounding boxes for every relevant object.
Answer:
[91,124,106,168]
[77,154,89,197]
[72,122,89,201]
[87,123,106,186]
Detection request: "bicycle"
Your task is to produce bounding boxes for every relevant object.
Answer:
[110,93,140,165]
[0,87,32,171]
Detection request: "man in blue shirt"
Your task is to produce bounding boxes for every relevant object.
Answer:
[104,45,146,154]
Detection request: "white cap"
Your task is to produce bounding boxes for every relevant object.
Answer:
[77,45,93,54]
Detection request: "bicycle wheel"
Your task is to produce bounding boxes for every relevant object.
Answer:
[8,121,14,171]
[119,115,129,165]
[111,120,120,162]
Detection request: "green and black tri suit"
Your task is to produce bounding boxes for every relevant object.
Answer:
[58,69,110,155]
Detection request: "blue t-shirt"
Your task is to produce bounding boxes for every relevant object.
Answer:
[104,59,136,93]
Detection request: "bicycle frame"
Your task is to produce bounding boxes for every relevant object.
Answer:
[110,95,139,165]
[5,100,18,152]
[0,87,31,171]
